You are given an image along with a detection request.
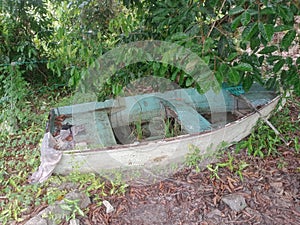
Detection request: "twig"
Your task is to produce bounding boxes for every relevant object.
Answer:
[207,0,227,38]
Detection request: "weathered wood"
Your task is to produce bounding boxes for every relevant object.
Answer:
[48,83,278,177]
[53,96,280,176]
[167,101,211,133]
[67,108,116,147]
[110,94,212,133]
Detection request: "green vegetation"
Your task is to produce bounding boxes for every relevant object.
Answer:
[0,92,128,224]
[236,96,300,157]
[1,0,299,130]
[0,0,299,224]
[186,95,300,182]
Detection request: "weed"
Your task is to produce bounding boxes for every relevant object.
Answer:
[236,121,282,157]
[60,198,85,221]
[217,152,235,172]
[236,96,300,158]
[235,161,249,181]
[207,152,249,181]
[185,145,206,172]
[41,211,62,224]
[206,164,221,180]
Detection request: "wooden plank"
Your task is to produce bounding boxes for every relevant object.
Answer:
[169,101,212,133]
[70,110,116,147]
[94,111,117,147]
[52,84,272,118]
[110,95,164,128]
[52,100,114,115]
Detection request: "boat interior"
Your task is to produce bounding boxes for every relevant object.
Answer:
[47,84,277,150]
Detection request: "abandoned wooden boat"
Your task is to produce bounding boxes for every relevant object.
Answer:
[30,83,280,182]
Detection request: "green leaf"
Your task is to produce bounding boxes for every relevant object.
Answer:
[241,11,251,26]
[258,56,264,65]
[274,25,293,32]
[60,204,73,211]
[242,22,258,41]
[261,7,276,15]
[296,57,300,67]
[185,77,194,87]
[250,36,261,50]
[171,68,180,81]
[281,30,296,50]
[266,77,277,90]
[259,23,274,42]
[258,45,278,54]
[242,75,254,91]
[285,57,293,66]
[179,73,185,86]
[234,63,253,72]
[266,55,282,64]
[203,37,214,53]
[229,6,244,16]
[170,32,189,41]
[228,67,240,85]
[273,59,285,73]
[277,5,294,22]
[218,36,229,57]
[75,206,85,216]
[214,70,223,84]
[202,55,210,64]
[231,14,242,31]
[219,63,229,75]
[227,52,239,61]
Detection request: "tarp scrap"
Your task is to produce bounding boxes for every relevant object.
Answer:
[28,132,62,183]
[29,125,84,183]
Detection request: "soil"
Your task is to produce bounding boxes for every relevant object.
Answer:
[75,98,300,225]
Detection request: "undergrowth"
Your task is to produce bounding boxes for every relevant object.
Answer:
[235,96,300,157]
[0,89,128,225]
[186,95,300,181]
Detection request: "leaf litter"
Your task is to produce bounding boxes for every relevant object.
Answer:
[7,99,300,225]
[73,97,300,225]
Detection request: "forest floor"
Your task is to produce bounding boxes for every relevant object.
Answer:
[72,97,300,225]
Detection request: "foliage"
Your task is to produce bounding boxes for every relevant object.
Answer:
[0,0,52,131]
[186,145,249,180]
[60,198,85,221]
[119,0,300,94]
[1,0,299,131]
[45,0,120,88]
[236,96,300,157]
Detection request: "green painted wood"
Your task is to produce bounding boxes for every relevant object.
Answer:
[51,84,274,117]
[70,110,116,147]
[53,100,114,115]
[110,95,165,128]
[110,94,212,133]
[94,111,117,146]
[167,101,212,133]
[49,84,276,143]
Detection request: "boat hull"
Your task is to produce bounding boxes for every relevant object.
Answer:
[54,96,280,176]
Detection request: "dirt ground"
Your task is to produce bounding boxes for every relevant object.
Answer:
[76,98,300,225]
